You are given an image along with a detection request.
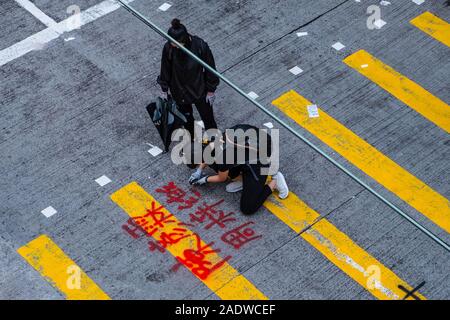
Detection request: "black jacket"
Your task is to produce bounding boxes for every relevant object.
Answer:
[157,36,220,105]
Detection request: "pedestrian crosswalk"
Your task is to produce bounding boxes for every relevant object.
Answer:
[272,90,450,235]
[344,50,450,134]
[14,8,448,301]
[410,11,450,48]
[264,193,425,300]
[18,182,427,300]
[17,235,110,300]
[111,181,268,300]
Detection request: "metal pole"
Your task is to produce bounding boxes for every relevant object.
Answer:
[116,0,450,252]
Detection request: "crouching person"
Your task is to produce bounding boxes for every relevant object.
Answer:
[183,124,289,215]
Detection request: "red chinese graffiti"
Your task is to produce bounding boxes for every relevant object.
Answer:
[221,222,263,250]
[189,199,236,230]
[121,181,263,280]
[122,217,147,239]
[172,233,231,280]
[133,201,175,237]
[156,181,201,210]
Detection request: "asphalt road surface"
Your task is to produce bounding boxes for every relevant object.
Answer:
[1,0,449,300]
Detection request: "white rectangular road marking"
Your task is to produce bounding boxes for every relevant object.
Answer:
[307,105,320,118]
[148,146,163,157]
[15,0,57,28]
[41,206,57,218]
[95,175,112,187]
[158,3,172,11]
[332,42,345,51]
[0,0,136,67]
[146,143,163,157]
[289,66,303,75]
[248,91,259,100]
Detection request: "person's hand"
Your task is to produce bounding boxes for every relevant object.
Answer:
[191,176,209,186]
[206,92,215,105]
[161,89,170,100]
[189,168,204,184]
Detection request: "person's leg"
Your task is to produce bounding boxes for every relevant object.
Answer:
[178,103,195,140]
[226,167,243,193]
[194,97,218,131]
[239,168,272,215]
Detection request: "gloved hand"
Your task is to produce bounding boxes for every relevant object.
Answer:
[189,167,204,184]
[206,92,215,106]
[191,176,209,186]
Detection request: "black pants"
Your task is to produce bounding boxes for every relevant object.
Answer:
[178,96,217,139]
[240,166,272,215]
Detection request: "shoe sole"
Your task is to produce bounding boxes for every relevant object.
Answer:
[226,186,243,193]
[276,173,289,199]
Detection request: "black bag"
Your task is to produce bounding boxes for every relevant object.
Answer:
[146,97,188,152]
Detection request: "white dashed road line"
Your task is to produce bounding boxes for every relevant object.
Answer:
[332,42,346,51]
[95,175,112,187]
[158,3,172,12]
[248,91,259,100]
[41,206,57,218]
[289,66,303,75]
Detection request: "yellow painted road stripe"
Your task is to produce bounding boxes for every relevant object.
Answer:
[272,90,450,234]
[110,181,267,300]
[17,234,110,300]
[411,11,450,47]
[264,193,426,300]
[344,50,450,133]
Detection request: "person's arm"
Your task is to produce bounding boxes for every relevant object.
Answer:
[202,41,220,93]
[190,168,228,185]
[206,170,228,183]
[156,43,171,92]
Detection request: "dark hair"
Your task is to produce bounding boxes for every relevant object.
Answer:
[168,18,190,44]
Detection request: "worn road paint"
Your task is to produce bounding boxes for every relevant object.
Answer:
[15,0,57,28]
[264,193,426,300]
[17,235,110,300]
[0,0,136,67]
[272,90,450,234]
[344,50,450,133]
[411,11,450,48]
[110,181,267,300]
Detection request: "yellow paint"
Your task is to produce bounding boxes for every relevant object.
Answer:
[110,181,267,300]
[411,11,450,47]
[265,193,426,300]
[272,90,450,234]
[344,50,450,133]
[17,235,110,300]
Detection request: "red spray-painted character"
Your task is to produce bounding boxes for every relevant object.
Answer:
[172,233,231,280]
[132,201,176,237]
[122,217,148,239]
[189,199,236,230]
[221,222,262,250]
[156,181,201,210]
[148,222,194,253]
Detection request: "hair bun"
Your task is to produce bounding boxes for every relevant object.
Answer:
[171,18,181,28]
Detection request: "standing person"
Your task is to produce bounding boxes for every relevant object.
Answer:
[157,19,220,140]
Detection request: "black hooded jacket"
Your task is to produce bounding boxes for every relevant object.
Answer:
[157,36,220,105]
